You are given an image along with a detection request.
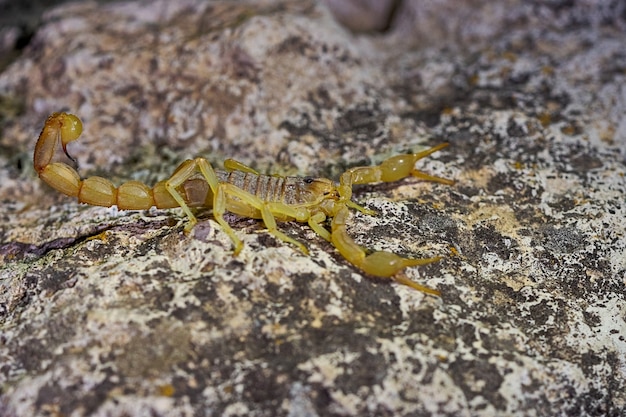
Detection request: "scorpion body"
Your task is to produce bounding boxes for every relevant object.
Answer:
[34,112,454,295]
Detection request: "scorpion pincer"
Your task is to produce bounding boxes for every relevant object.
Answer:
[34,112,454,295]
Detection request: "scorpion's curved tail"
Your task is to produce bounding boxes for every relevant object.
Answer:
[34,112,178,210]
[330,206,441,296]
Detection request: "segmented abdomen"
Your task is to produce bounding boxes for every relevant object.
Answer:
[216,170,300,205]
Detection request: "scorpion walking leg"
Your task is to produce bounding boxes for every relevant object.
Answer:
[307,212,331,242]
[163,160,202,230]
[331,206,441,295]
[196,159,245,254]
[164,158,244,254]
[218,184,310,254]
[224,158,259,174]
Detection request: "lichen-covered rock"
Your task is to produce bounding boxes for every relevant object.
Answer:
[0,1,625,416]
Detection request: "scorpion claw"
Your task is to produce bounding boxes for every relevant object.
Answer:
[392,273,441,296]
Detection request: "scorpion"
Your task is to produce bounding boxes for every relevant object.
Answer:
[34,112,454,295]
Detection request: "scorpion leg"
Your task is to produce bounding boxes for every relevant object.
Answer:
[163,160,202,230]
[224,158,259,174]
[307,212,331,241]
[196,159,245,254]
[331,206,441,295]
[217,184,310,254]
[163,158,245,254]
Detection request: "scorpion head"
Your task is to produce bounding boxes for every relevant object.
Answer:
[294,176,338,205]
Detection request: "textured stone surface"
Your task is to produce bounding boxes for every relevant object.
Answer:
[0,0,625,416]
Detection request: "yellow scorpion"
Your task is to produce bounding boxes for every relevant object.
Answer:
[34,113,454,295]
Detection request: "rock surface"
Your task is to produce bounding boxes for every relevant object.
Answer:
[0,1,625,416]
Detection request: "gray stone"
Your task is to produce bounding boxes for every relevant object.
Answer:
[0,1,624,416]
